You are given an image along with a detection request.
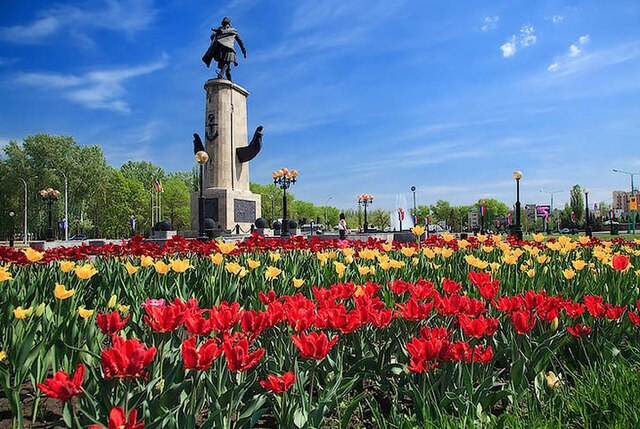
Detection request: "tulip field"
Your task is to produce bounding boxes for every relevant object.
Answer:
[1,232,640,428]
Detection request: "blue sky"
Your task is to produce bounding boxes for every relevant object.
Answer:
[1,0,639,211]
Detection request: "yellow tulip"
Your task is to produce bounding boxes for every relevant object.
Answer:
[401,247,416,257]
[358,248,378,260]
[265,266,282,281]
[209,253,224,265]
[490,262,500,272]
[441,248,454,258]
[54,283,75,300]
[430,262,442,270]
[118,304,130,313]
[345,255,354,264]
[0,351,5,362]
[140,255,154,267]
[492,234,503,243]
[357,265,370,275]
[316,252,329,266]
[578,236,590,245]
[527,269,536,278]
[107,294,118,309]
[354,285,366,297]
[520,264,529,272]
[14,306,33,319]
[557,235,571,246]
[77,306,94,319]
[292,278,305,288]
[333,261,347,278]
[218,241,237,255]
[423,248,435,259]
[379,259,392,271]
[390,259,406,269]
[170,259,193,273]
[546,242,562,251]
[502,253,518,265]
[225,262,243,275]
[537,255,550,264]
[124,262,140,275]
[441,233,455,243]
[342,248,356,258]
[532,233,545,243]
[572,260,587,271]
[562,268,576,280]
[75,264,98,280]
[59,260,76,273]
[247,259,261,269]
[269,252,281,262]
[482,245,494,253]
[550,317,559,331]
[24,247,44,262]
[381,242,393,252]
[411,225,425,237]
[412,257,419,266]
[154,261,171,275]
[458,239,470,249]
[545,371,561,389]
[0,270,13,282]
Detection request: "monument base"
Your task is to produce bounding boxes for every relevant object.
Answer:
[190,188,261,232]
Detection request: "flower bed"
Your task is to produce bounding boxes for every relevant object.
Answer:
[0,233,639,428]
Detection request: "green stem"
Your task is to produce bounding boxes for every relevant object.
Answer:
[309,363,317,404]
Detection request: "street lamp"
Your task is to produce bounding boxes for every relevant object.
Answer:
[357,194,374,233]
[8,211,15,247]
[269,194,276,228]
[324,196,332,228]
[411,186,417,223]
[39,188,60,241]
[18,178,28,244]
[510,171,523,240]
[584,187,592,237]
[539,189,563,233]
[273,168,298,237]
[195,149,210,240]
[53,169,69,241]
[612,169,639,234]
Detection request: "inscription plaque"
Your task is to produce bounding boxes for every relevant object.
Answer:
[234,199,256,222]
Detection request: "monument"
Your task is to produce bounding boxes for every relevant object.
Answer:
[190,17,262,233]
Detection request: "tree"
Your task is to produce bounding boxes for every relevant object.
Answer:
[121,161,164,188]
[570,185,584,223]
[162,178,191,230]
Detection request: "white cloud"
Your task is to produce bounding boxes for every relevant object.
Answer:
[547,62,559,72]
[481,15,499,32]
[500,26,536,58]
[0,0,157,44]
[520,25,537,47]
[501,36,517,57]
[579,35,590,45]
[14,53,168,112]
[548,15,564,24]
[569,44,581,57]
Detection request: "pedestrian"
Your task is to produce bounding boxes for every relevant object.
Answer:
[338,213,349,240]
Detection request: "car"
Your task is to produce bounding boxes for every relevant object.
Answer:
[559,228,577,234]
[69,234,87,240]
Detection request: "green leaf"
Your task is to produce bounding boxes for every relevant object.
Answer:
[293,408,308,428]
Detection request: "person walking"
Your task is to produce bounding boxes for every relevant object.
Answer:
[338,213,349,240]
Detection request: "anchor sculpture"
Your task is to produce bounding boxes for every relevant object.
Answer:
[236,126,263,163]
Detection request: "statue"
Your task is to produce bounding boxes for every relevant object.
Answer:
[202,17,247,81]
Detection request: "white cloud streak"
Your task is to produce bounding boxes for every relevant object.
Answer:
[14,53,168,112]
[481,15,499,32]
[0,0,157,44]
[500,25,537,58]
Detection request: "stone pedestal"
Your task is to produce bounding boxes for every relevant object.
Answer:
[191,78,261,232]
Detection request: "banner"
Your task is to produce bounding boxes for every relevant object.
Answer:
[536,205,550,218]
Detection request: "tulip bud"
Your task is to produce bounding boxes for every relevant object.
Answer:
[154,378,165,393]
[107,294,117,309]
[550,317,559,331]
[35,302,46,317]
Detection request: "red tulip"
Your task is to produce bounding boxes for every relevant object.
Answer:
[628,311,640,327]
[405,336,449,372]
[563,301,585,318]
[240,309,270,339]
[210,301,241,332]
[459,314,499,339]
[477,280,500,302]
[611,254,631,271]
[184,310,214,337]
[96,311,130,336]
[464,345,494,363]
[604,304,626,320]
[567,324,592,338]
[88,406,144,429]
[396,298,433,321]
[583,295,605,318]
[143,300,185,333]
[260,371,296,394]
[181,336,221,371]
[222,338,264,372]
[101,337,156,380]
[258,290,278,305]
[37,363,85,402]
[467,271,492,287]
[291,331,338,360]
[441,278,462,294]
[284,295,316,331]
[511,310,537,334]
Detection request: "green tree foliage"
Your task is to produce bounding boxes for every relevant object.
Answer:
[570,184,584,222]
[121,160,164,187]
[161,178,191,230]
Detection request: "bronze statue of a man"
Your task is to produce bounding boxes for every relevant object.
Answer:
[202,17,247,81]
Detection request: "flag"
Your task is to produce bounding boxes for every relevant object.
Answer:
[609,209,614,220]
[571,211,576,222]
[398,208,405,221]
[152,178,162,192]
[480,204,487,216]
[594,203,598,210]
[507,213,512,225]
[413,214,418,224]
[425,215,430,226]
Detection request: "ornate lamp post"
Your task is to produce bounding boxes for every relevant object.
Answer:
[357,193,374,233]
[8,211,15,247]
[510,171,523,240]
[584,188,592,237]
[195,149,210,239]
[273,168,298,237]
[39,188,60,241]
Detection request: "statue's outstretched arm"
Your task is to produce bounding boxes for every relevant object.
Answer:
[236,35,247,58]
